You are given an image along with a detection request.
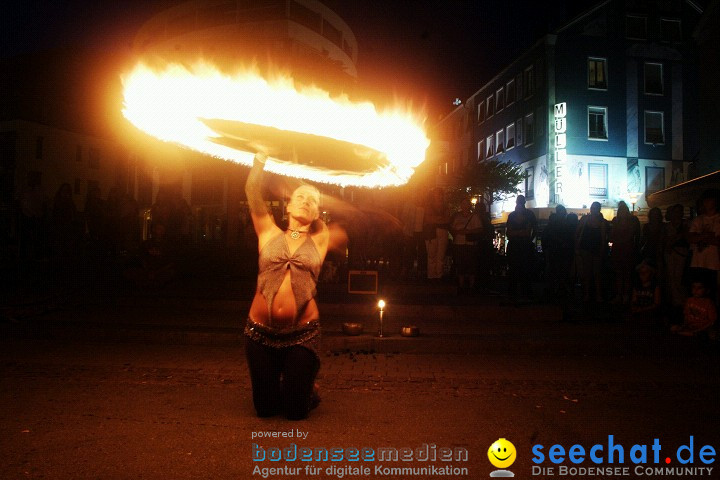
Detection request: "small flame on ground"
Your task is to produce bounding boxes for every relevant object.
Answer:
[122,62,430,187]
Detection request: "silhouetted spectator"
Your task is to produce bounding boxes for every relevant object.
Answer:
[125,222,176,288]
[474,198,493,286]
[506,195,537,297]
[84,185,107,246]
[450,197,483,292]
[688,189,720,300]
[641,207,664,266]
[423,188,450,281]
[543,205,568,297]
[117,191,140,253]
[576,202,607,303]
[50,183,79,266]
[610,201,641,304]
[564,213,579,295]
[662,204,689,322]
[17,172,48,261]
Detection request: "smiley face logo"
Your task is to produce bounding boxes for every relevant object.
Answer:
[488,438,516,469]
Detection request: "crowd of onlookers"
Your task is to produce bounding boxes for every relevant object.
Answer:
[8,170,720,338]
[12,174,193,289]
[530,190,718,338]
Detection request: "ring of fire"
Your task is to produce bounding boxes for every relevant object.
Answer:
[121,62,430,187]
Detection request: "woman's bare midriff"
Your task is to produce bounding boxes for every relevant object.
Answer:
[249,269,319,327]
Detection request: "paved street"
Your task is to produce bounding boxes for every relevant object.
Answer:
[2,324,719,479]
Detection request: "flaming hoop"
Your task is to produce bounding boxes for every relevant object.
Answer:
[121,62,430,187]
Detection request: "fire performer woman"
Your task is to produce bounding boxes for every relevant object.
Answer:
[244,151,343,420]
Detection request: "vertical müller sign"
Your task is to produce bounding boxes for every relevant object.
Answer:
[554,102,567,205]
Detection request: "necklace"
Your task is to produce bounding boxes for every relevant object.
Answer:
[287,228,310,240]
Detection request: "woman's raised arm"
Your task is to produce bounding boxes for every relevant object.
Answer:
[245,152,281,249]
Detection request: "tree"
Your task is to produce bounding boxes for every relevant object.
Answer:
[456,159,525,207]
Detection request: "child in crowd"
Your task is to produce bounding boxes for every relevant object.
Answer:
[630,261,661,322]
[672,281,717,337]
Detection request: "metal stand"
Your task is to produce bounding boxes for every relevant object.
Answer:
[378,308,385,337]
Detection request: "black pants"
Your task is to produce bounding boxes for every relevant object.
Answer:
[507,239,534,296]
[245,336,320,420]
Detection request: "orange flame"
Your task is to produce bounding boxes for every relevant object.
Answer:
[122,62,430,187]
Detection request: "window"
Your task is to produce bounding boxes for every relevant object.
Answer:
[516,73,523,102]
[486,135,494,159]
[660,19,681,42]
[588,58,607,90]
[588,106,608,140]
[478,101,485,123]
[644,63,663,95]
[523,66,534,98]
[496,129,505,154]
[626,15,647,40]
[525,167,535,200]
[478,140,484,161]
[496,87,505,112]
[588,163,608,198]
[75,145,82,162]
[516,118,523,146]
[35,136,43,159]
[89,148,100,169]
[506,79,516,106]
[486,94,494,118]
[506,123,516,150]
[645,166,665,194]
[644,111,665,145]
[524,113,535,145]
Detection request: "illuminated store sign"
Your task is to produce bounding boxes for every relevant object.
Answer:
[554,102,567,203]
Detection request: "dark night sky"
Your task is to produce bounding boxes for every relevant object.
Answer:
[3,0,599,118]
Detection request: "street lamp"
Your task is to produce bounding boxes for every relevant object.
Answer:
[628,192,642,213]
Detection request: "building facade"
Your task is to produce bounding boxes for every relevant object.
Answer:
[440,0,703,218]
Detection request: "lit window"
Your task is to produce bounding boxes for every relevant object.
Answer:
[496,129,505,154]
[478,101,485,123]
[660,19,681,43]
[516,117,523,146]
[506,123,516,150]
[496,87,505,112]
[588,163,608,198]
[523,66,534,98]
[645,166,665,194]
[644,111,665,145]
[525,167,535,200]
[524,113,535,146]
[588,106,608,140]
[644,63,663,95]
[478,140,484,161]
[588,58,607,90]
[486,135,494,159]
[626,15,647,40]
[506,79,516,106]
[486,94,494,118]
